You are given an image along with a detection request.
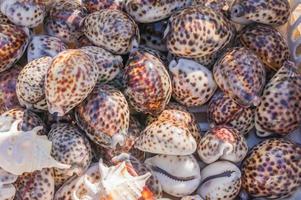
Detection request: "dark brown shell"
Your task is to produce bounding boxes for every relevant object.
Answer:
[242,138,301,199]
[238,24,290,71]
[124,49,172,115]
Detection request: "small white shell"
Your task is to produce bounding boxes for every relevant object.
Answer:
[0,117,70,175]
[145,155,201,197]
[197,161,241,200]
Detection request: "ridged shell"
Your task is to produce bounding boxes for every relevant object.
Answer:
[169,59,217,107]
[0,24,30,72]
[166,5,234,58]
[81,46,123,83]
[213,47,266,107]
[83,9,139,54]
[230,0,290,26]
[145,155,201,197]
[197,126,248,164]
[75,85,129,148]
[238,24,290,71]
[124,49,172,115]
[45,49,98,116]
[242,139,301,199]
[16,57,52,111]
[125,0,192,23]
[197,161,241,200]
[48,123,92,187]
[27,35,67,62]
[255,61,301,136]
[14,169,55,200]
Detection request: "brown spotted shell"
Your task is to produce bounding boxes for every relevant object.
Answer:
[14,169,55,200]
[75,84,130,149]
[0,24,30,73]
[16,57,52,111]
[255,61,301,137]
[197,126,248,164]
[169,58,217,107]
[193,0,234,12]
[230,0,290,26]
[238,23,290,71]
[242,138,301,199]
[124,49,172,115]
[125,0,192,23]
[45,49,98,116]
[165,5,235,58]
[0,65,21,114]
[83,9,139,55]
[82,0,124,13]
[208,92,255,135]
[213,47,266,107]
[48,123,92,187]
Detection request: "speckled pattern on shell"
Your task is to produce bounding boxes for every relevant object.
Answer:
[83,9,139,55]
[48,123,92,187]
[124,49,172,115]
[14,168,55,200]
[125,0,192,23]
[230,0,290,26]
[213,47,266,107]
[208,92,255,135]
[169,59,217,107]
[197,126,248,164]
[27,35,67,62]
[0,65,21,114]
[45,49,98,116]
[238,23,290,71]
[193,0,234,12]
[82,0,124,13]
[242,138,301,199]
[0,12,13,25]
[0,167,18,200]
[75,84,130,148]
[16,57,52,111]
[255,61,301,137]
[0,24,30,73]
[0,0,46,28]
[81,46,123,82]
[166,5,235,58]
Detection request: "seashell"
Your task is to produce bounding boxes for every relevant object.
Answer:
[165,5,235,58]
[83,9,139,55]
[197,161,241,200]
[75,84,129,149]
[0,167,18,200]
[208,92,255,135]
[45,49,98,116]
[125,0,192,23]
[255,61,301,137]
[0,0,46,28]
[0,65,21,114]
[0,12,12,25]
[81,0,124,13]
[169,59,217,107]
[197,126,248,164]
[193,0,234,12]
[145,154,201,197]
[135,109,197,155]
[0,24,30,73]
[242,138,301,199]
[238,24,290,71]
[44,0,86,43]
[124,49,172,115]
[48,123,92,187]
[230,0,290,26]
[181,195,203,200]
[16,57,52,111]
[80,46,123,83]
[14,168,55,200]
[27,35,67,62]
[0,118,70,175]
[213,47,266,107]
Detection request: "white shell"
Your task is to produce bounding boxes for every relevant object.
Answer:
[0,167,17,200]
[145,155,201,197]
[181,195,204,200]
[0,117,70,175]
[197,161,241,200]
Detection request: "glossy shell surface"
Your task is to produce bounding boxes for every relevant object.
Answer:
[82,0,124,13]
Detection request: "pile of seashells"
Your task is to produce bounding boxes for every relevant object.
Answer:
[0,0,300,200]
